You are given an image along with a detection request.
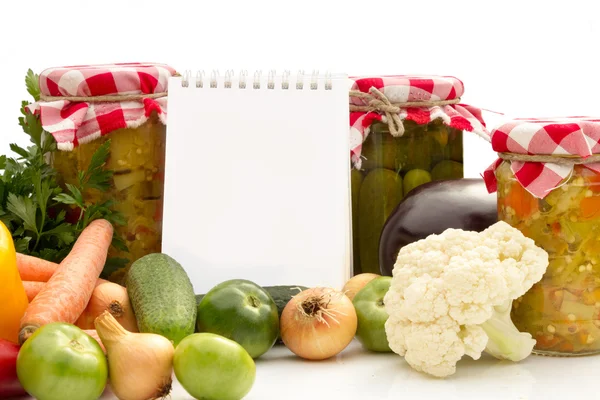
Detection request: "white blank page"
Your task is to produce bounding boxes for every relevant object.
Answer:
[162,73,351,294]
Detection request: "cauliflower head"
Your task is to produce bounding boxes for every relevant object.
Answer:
[384,221,549,378]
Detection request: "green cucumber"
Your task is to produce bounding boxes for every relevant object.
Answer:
[126,253,197,345]
[263,286,308,317]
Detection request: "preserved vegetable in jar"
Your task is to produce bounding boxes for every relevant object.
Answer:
[484,117,600,356]
[33,63,176,282]
[349,76,489,275]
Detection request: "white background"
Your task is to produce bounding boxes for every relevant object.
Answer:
[1,0,599,177]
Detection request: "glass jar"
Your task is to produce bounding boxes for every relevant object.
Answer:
[351,119,464,275]
[349,75,488,276]
[52,113,166,279]
[35,63,175,283]
[497,161,600,355]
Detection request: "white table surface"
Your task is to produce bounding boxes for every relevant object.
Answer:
[79,339,598,400]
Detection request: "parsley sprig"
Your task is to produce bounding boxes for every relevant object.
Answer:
[0,70,128,265]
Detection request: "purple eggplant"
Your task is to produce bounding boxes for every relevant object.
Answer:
[379,179,497,276]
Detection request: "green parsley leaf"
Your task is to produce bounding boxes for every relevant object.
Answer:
[53,193,78,205]
[65,183,84,207]
[6,193,37,234]
[87,140,111,175]
[41,223,75,246]
[25,69,40,102]
[14,237,32,253]
[9,144,29,160]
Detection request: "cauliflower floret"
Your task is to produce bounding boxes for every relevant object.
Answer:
[384,221,549,378]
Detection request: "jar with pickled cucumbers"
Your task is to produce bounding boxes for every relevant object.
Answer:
[484,117,600,356]
[35,63,177,282]
[349,76,489,275]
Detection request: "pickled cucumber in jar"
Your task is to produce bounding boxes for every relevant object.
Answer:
[358,168,403,274]
[350,119,465,275]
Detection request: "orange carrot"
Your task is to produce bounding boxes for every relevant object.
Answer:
[23,281,45,302]
[16,253,60,282]
[18,219,114,344]
[503,182,539,219]
[23,278,110,302]
[581,196,600,220]
[83,329,106,353]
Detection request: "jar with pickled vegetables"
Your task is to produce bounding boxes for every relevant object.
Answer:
[349,76,489,275]
[34,63,177,283]
[484,117,600,356]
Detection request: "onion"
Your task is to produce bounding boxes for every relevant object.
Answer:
[342,273,380,301]
[94,311,174,400]
[280,287,357,360]
[77,282,138,332]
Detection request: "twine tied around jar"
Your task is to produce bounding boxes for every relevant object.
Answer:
[497,152,600,165]
[349,87,462,137]
[39,92,168,102]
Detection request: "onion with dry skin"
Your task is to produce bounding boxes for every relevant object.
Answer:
[280,287,357,360]
[342,273,380,301]
[94,311,174,400]
[77,282,138,332]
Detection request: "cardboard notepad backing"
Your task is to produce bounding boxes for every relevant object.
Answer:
[162,71,351,293]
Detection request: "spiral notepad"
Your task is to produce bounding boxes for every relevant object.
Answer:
[162,70,351,293]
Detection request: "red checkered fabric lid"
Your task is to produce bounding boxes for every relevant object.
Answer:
[483,117,600,198]
[349,75,490,169]
[28,63,177,151]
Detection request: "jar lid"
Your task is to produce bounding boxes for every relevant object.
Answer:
[348,75,489,170]
[483,117,600,198]
[39,63,177,99]
[350,75,464,105]
[28,63,177,151]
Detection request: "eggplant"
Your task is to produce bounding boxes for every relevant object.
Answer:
[379,179,498,276]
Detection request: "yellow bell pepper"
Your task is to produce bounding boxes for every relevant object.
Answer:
[0,221,28,343]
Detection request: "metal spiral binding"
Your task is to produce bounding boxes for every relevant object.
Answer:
[296,70,305,90]
[210,70,219,88]
[282,70,291,90]
[310,70,319,90]
[267,70,276,90]
[181,70,192,88]
[181,69,333,90]
[253,71,262,89]
[196,70,205,88]
[224,70,234,88]
[239,70,248,89]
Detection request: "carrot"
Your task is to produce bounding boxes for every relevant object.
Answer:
[23,281,45,302]
[579,167,600,193]
[503,181,539,219]
[83,329,106,353]
[580,196,600,220]
[18,219,114,344]
[75,281,138,332]
[23,278,110,302]
[16,253,59,282]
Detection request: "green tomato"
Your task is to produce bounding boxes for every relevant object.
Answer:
[353,276,393,352]
[16,323,108,400]
[403,169,432,195]
[174,333,256,400]
[196,279,279,358]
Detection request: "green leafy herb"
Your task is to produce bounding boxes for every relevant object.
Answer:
[0,70,129,268]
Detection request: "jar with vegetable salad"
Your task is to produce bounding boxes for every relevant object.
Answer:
[349,76,489,276]
[31,63,177,283]
[483,117,600,356]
